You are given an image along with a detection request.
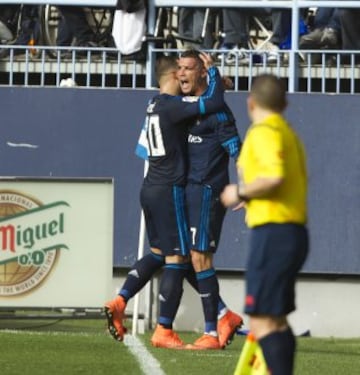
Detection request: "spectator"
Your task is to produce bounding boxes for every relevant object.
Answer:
[0,5,39,59]
[0,5,18,42]
[56,6,98,49]
[338,9,360,55]
[56,6,121,59]
[269,8,291,60]
[218,8,291,64]
[178,8,216,49]
[299,8,341,51]
[218,8,252,64]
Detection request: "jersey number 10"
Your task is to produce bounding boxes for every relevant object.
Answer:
[145,114,165,157]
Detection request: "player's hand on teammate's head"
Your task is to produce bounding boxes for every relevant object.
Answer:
[199,52,214,70]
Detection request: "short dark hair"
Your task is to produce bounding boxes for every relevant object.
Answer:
[155,55,178,83]
[250,74,287,112]
[179,48,203,68]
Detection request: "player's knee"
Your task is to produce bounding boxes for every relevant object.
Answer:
[151,247,162,256]
[190,250,213,272]
[249,315,288,339]
[165,254,189,264]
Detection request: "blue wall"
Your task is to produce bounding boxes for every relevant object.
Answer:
[0,87,359,274]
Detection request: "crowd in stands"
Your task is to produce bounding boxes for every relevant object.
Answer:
[0,5,116,59]
[0,3,360,64]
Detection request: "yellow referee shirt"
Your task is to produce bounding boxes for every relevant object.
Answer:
[237,113,307,227]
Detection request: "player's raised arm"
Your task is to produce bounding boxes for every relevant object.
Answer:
[197,63,224,115]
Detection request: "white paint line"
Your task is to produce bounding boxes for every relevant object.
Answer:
[7,142,39,149]
[2,329,166,375]
[1,329,100,337]
[124,334,166,375]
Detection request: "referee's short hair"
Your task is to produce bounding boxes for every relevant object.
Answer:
[250,74,287,112]
[155,55,178,84]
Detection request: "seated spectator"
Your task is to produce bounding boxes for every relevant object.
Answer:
[0,20,13,43]
[58,5,145,61]
[218,8,291,64]
[338,9,360,53]
[56,6,120,59]
[218,8,251,64]
[299,8,341,51]
[0,5,18,42]
[56,6,98,49]
[178,7,216,49]
[0,5,39,59]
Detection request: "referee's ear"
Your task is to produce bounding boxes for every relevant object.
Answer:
[247,95,256,119]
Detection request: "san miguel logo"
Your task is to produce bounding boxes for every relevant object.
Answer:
[0,190,69,297]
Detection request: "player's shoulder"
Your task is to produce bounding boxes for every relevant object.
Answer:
[147,94,180,112]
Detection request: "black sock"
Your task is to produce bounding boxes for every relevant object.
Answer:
[259,327,296,375]
[158,263,188,329]
[119,252,164,302]
[196,268,219,333]
[185,266,227,318]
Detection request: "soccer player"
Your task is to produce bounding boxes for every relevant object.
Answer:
[177,49,244,350]
[221,74,309,374]
[105,52,226,348]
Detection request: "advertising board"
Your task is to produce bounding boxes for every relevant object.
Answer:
[0,178,114,308]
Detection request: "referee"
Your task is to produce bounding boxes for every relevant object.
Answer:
[221,74,309,374]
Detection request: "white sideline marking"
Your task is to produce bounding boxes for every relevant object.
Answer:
[1,329,96,337]
[124,334,166,375]
[3,329,165,375]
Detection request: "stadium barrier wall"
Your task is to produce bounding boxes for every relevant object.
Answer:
[0,87,359,275]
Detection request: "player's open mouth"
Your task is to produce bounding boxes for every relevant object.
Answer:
[180,80,190,92]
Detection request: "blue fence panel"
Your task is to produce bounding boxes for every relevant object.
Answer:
[0,87,359,274]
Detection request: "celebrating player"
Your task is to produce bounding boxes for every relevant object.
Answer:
[105,52,226,348]
[177,49,244,350]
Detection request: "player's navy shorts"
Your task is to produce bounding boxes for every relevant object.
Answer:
[140,183,189,257]
[244,223,309,316]
[185,183,226,253]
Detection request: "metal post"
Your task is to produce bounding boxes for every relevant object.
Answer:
[146,0,156,89]
[288,0,300,93]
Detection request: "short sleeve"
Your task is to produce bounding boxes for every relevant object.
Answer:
[249,126,284,178]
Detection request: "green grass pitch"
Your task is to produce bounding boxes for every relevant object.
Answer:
[0,318,359,375]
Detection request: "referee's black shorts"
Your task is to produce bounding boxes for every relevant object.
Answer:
[244,223,309,316]
[140,183,189,257]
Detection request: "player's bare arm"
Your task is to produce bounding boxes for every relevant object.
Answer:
[221,176,283,208]
[221,184,240,208]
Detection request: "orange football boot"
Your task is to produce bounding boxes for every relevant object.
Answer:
[104,295,127,342]
[151,324,185,349]
[185,334,222,350]
[218,310,243,348]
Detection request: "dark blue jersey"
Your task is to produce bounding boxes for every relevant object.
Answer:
[187,103,242,192]
[143,66,224,186]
